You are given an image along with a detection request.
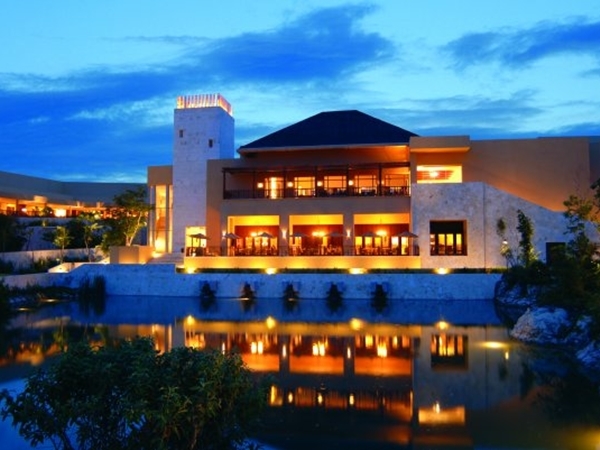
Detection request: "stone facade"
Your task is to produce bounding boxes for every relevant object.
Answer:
[172,105,234,251]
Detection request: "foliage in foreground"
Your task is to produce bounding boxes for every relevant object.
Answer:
[0,337,269,450]
[498,195,600,337]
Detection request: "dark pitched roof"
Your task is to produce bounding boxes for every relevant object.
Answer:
[239,110,418,152]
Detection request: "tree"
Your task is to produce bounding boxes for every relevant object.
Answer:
[0,337,269,450]
[52,226,71,264]
[516,209,537,268]
[67,213,102,261]
[100,187,152,252]
[539,189,600,327]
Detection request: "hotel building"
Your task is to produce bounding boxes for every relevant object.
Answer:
[144,93,598,271]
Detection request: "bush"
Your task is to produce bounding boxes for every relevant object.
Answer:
[0,337,269,450]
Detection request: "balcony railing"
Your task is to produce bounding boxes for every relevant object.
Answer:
[224,185,410,200]
[185,245,420,257]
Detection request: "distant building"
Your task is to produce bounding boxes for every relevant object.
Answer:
[0,170,143,218]
[147,94,600,270]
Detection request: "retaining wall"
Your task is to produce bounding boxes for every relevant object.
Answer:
[51,264,501,300]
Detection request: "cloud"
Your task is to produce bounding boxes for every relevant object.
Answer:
[445,18,600,70]
[197,4,393,84]
[369,92,544,139]
[0,4,392,181]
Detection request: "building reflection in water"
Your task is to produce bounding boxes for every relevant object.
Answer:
[6,314,597,449]
[171,316,519,448]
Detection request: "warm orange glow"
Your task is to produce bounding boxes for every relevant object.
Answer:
[251,341,264,355]
[312,341,326,356]
[176,93,233,116]
[436,321,450,330]
[418,404,466,425]
[349,318,364,331]
[266,316,277,329]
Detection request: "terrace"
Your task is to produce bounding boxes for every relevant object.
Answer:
[221,162,411,200]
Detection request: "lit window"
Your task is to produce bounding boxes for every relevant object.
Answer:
[431,334,468,369]
[430,221,466,256]
[417,165,462,183]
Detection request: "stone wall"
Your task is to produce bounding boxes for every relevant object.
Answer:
[56,263,500,300]
[412,182,571,269]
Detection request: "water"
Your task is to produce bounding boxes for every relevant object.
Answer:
[1,295,599,449]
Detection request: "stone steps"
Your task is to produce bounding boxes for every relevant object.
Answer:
[147,252,184,265]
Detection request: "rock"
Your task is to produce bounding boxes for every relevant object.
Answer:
[576,341,600,373]
[510,307,572,345]
[494,280,538,308]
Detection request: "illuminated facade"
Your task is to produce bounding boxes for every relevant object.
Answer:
[148,94,600,269]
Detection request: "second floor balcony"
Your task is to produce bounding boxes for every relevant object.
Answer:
[222,162,411,200]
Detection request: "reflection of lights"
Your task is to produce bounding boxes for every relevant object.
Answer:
[434,401,441,414]
[317,392,324,406]
[270,386,277,405]
[348,393,355,407]
[266,316,277,329]
[282,344,287,358]
[504,351,510,360]
[312,342,326,356]
[377,343,388,358]
[287,391,294,404]
[349,318,364,331]
[250,341,264,355]
[482,341,507,349]
[346,346,352,359]
[221,342,226,354]
[346,228,352,239]
[436,321,450,331]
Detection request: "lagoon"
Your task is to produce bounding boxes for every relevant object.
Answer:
[1,295,599,449]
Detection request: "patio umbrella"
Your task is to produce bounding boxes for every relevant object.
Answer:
[224,232,241,239]
[289,231,308,238]
[361,231,377,238]
[326,231,345,238]
[257,231,274,238]
[188,232,209,240]
[399,230,418,238]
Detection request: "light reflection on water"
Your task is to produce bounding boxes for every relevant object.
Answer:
[1,295,599,449]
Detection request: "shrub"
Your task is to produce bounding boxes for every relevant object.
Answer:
[0,337,269,450]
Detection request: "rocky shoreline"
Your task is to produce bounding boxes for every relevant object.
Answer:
[494,279,600,379]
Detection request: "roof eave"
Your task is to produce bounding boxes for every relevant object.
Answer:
[237,142,410,155]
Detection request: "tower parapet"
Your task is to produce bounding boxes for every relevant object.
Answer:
[176,94,233,116]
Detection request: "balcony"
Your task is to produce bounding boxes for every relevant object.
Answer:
[224,185,411,200]
[222,162,411,200]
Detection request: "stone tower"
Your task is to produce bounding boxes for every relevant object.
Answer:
[172,94,234,252]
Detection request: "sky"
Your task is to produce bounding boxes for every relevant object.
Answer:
[1,1,599,183]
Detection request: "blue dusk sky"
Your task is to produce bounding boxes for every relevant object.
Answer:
[1,1,599,183]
